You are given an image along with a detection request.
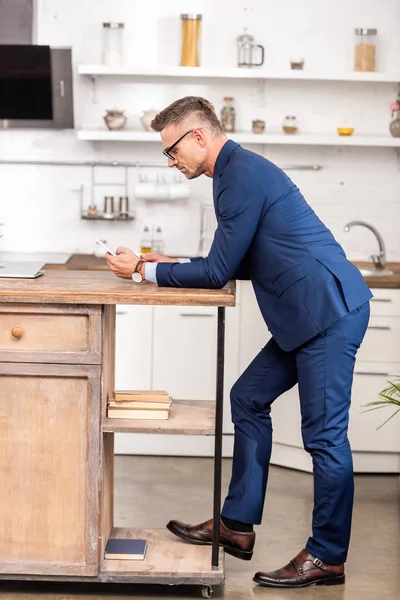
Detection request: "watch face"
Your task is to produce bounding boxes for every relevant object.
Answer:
[131,271,143,283]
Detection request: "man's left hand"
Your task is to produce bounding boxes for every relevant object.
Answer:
[106,246,139,280]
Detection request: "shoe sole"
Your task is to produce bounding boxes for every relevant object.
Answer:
[166,523,253,561]
[253,575,345,588]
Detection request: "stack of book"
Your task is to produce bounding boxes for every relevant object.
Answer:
[107,390,172,420]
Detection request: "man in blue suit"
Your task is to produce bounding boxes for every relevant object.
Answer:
[107,97,372,588]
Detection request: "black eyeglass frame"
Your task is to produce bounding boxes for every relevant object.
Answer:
[162,129,194,160]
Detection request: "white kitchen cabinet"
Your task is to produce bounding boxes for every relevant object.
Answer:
[151,305,217,400]
[349,365,400,453]
[115,305,153,390]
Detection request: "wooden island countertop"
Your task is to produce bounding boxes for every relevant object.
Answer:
[0,269,236,306]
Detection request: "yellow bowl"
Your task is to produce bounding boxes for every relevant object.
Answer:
[337,127,354,136]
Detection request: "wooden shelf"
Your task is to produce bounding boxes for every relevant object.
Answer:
[103,399,216,434]
[100,527,224,585]
[77,129,400,148]
[78,64,400,83]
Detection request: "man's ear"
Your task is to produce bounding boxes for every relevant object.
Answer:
[193,127,207,148]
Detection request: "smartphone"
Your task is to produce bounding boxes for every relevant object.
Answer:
[95,239,116,256]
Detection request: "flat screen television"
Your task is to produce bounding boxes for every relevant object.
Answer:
[0,44,74,129]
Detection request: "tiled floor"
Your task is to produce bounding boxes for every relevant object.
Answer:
[0,456,399,600]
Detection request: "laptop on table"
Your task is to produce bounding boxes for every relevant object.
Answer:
[0,262,45,278]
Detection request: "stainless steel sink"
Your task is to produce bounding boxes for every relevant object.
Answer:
[359,268,393,277]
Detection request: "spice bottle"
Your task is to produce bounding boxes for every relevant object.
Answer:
[354,28,377,72]
[221,97,236,133]
[282,116,298,135]
[153,226,165,254]
[140,226,152,254]
[87,204,98,218]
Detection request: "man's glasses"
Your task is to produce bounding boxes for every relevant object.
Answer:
[162,129,194,160]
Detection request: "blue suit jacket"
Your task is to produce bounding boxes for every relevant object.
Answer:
[157,140,372,351]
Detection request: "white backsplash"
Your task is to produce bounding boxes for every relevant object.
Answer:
[0,0,399,261]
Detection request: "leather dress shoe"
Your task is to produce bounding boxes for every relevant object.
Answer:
[166,517,255,560]
[253,549,345,588]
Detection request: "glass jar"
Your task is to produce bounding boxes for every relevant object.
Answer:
[390,112,400,137]
[252,119,265,134]
[180,14,202,67]
[221,97,236,133]
[282,116,298,135]
[354,28,377,72]
[102,22,124,66]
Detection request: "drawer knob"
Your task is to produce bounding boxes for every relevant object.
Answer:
[11,326,24,339]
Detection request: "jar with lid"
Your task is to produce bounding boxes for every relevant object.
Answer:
[180,14,202,67]
[354,28,377,72]
[102,22,124,66]
[221,97,236,133]
[282,116,298,135]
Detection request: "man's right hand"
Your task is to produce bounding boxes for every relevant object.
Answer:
[141,253,179,263]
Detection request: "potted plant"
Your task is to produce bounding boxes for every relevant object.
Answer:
[363,377,400,429]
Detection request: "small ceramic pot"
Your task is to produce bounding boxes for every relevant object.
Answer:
[140,109,159,132]
[104,110,127,131]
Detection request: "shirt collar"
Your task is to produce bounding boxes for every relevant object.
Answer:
[213,139,239,179]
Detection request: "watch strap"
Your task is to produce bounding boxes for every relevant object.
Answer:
[134,258,146,274]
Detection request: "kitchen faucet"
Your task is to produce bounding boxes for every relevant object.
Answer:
[343,220,386,269]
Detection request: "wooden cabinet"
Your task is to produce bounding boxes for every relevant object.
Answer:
[0,271,235,589]
[0,362,100,576]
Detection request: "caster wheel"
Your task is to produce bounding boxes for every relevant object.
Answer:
[201,585,213,598]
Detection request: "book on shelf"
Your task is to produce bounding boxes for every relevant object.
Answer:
[113,390,171,403]
[108,400,172,410]
[107,408,170,420]
[104,537,147,560]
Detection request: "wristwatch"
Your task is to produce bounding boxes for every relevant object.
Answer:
[132,259,146,283]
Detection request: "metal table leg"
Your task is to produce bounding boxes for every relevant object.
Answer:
[211,307,225,567]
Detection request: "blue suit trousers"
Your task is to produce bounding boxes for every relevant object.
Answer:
[222,302,370,564]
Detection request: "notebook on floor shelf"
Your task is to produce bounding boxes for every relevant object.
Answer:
[107,408,170,420]
[113,390,171,403]
[104,538,147,560]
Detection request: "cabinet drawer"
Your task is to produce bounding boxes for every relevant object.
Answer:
[357,316,400,363]
[0,304,101,364]
[369,289,400,317]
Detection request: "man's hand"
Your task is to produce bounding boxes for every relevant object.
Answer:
[141,253,179,263]
[106,246,139,280]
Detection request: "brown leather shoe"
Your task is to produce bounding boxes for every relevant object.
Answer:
[166,518,255,560]
[253,549,345,588]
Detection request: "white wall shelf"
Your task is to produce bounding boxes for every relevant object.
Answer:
[77,130,400,147]
[78,64,400,84]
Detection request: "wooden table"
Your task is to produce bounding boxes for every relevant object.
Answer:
[0,271,235,598]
